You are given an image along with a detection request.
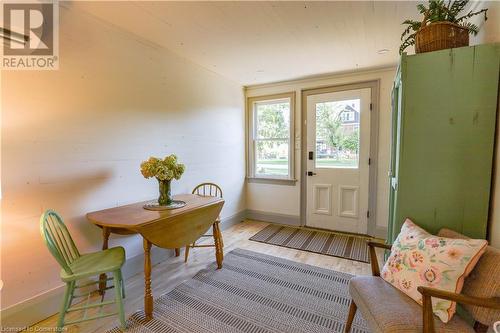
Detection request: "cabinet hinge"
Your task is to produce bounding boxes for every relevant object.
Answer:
[370,103,373,111]
[368,158,371,165]
[367,211,370,218]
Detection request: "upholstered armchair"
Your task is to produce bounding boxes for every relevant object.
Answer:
[344,228,500,333]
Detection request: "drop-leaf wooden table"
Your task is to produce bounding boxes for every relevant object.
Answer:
[86,194,225,320]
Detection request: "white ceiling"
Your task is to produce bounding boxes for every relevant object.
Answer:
[71,1,487,86]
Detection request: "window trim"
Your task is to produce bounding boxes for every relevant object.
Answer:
[246,92,296,184]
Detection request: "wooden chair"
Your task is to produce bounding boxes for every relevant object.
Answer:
[40,210,126,330]
[184,183,223,263]
[344,229,500,333]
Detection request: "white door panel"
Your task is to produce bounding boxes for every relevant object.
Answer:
[313,184,332,215]
[305,88,371,233]
[338,185,359,218]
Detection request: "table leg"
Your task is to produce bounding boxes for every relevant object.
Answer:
[99,227,110,295]
[216,218,224,248]
[174,248,180,257]
[213,221,224,269]
[143,238,153,320]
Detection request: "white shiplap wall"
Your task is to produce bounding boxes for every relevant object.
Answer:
[0,4,245,315]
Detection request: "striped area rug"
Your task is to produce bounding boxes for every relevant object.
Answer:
[107,249,369,333]
[250,225,371,263]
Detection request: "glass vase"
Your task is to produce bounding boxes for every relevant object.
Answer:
[157,179,172,206]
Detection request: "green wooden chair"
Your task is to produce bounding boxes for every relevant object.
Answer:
[40,210,126,330]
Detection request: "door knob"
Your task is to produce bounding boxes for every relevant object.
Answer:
[307,171,317,176]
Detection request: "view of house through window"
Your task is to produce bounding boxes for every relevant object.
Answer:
[254,98,291,177]
[315,99,360,168]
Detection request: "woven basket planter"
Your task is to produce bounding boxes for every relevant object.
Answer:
[415,22,469,53]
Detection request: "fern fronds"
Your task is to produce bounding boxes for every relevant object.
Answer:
[401,20,422,40]
[400,33,416,54]
[460,22,479,35]
[456,8,488,24]
[449,0,468,17]
[417,3,428,14]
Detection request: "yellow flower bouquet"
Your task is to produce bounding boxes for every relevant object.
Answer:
[140,154,185,205]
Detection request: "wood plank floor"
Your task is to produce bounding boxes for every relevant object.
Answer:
[27,220,385,333]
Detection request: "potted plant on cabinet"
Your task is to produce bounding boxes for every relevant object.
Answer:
[400,0,488,54]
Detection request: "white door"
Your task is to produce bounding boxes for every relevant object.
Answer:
[306,88,371,234]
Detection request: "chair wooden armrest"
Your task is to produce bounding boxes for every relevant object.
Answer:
[366,241,392,276]
[417,286,500,333]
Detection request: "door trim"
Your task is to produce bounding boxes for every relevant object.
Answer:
[300,80,380,237]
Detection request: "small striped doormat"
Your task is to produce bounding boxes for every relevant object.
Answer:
[250,225,372,263]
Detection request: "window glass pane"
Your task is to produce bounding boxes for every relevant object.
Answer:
[315,99,360,168]
[255,100,290,139]
[255,140,289,176]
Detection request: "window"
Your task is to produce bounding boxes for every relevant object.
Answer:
[247,92,295,182]
[315,99,360,168]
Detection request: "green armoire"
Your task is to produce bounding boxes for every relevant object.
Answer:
[388,43,500,242]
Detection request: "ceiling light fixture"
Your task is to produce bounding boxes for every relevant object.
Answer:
[377,49,390,54]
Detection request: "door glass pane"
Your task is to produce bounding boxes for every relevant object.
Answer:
[255,140,289,176]
[255,100,290,139]
[315,99,360,168]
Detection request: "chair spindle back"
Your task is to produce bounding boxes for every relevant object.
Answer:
[192,183,223,198]
[40,210,80,275]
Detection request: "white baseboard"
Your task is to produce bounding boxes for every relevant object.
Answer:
[246,209,301,226]
[0,210,247,330]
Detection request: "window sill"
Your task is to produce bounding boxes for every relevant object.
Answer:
[246,177,298,186]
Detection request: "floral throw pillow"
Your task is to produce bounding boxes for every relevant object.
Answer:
[381,218,487,323]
